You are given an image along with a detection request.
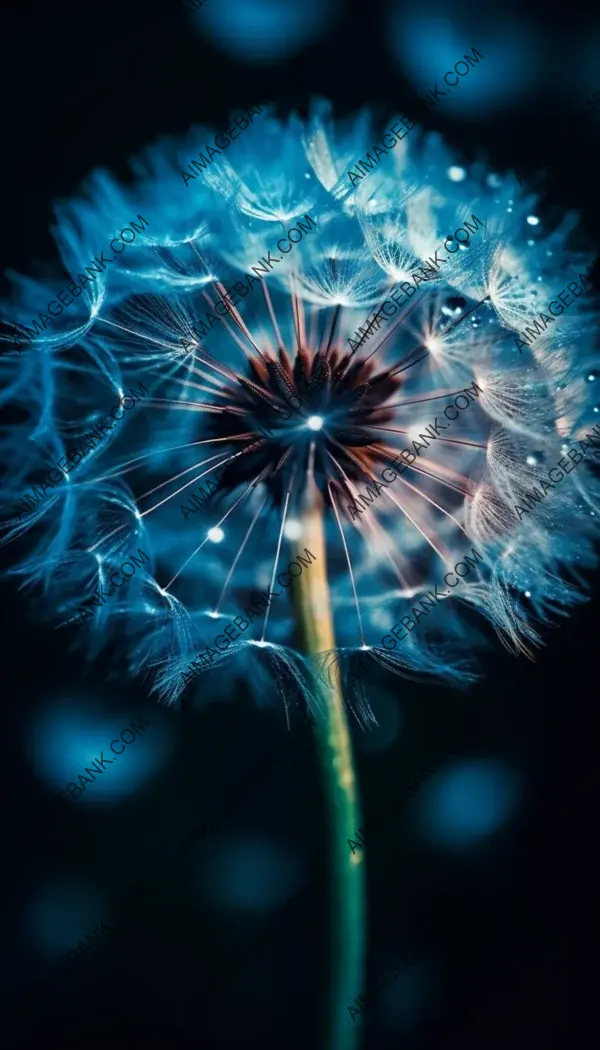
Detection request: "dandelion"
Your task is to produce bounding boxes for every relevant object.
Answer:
[2,100,600,1047]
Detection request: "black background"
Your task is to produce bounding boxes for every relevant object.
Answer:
[0,1,596,1047]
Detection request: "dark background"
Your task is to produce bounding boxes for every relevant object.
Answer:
[0,1,596,1047]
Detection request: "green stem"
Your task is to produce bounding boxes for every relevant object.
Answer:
[291,480,366,1050]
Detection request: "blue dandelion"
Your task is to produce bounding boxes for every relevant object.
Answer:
[2,99,600,1048]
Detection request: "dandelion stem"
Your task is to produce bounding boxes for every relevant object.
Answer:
[292,481,366,1050]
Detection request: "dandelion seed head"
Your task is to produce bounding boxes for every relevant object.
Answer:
[2,99,599,713]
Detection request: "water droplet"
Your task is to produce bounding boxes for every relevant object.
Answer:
[448,165,466,182]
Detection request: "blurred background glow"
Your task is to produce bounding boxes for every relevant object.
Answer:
[26,697,175,805]
[192,0,339,62]
[389,9,540,116]
[417,758,521,848]
[25,875,107,960]
[574,29,600,111]
[379,960,434,1032]
[199,833,303,912]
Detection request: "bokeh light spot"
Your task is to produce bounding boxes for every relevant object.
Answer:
[25,876,106,960]
[26,698,175,805]
[194,0,338,62]
[200,835,303,913]
[417,759,521,849]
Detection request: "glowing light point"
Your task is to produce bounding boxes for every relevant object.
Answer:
[525,591,531,598]
[307,415,324,431]
[283,519,303,540]
[408,423,428,443]
[526,215,540,226]
[207,527,224,543]
[526,455,537,466]
[425,336,442,353]
[448,166,466,182]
